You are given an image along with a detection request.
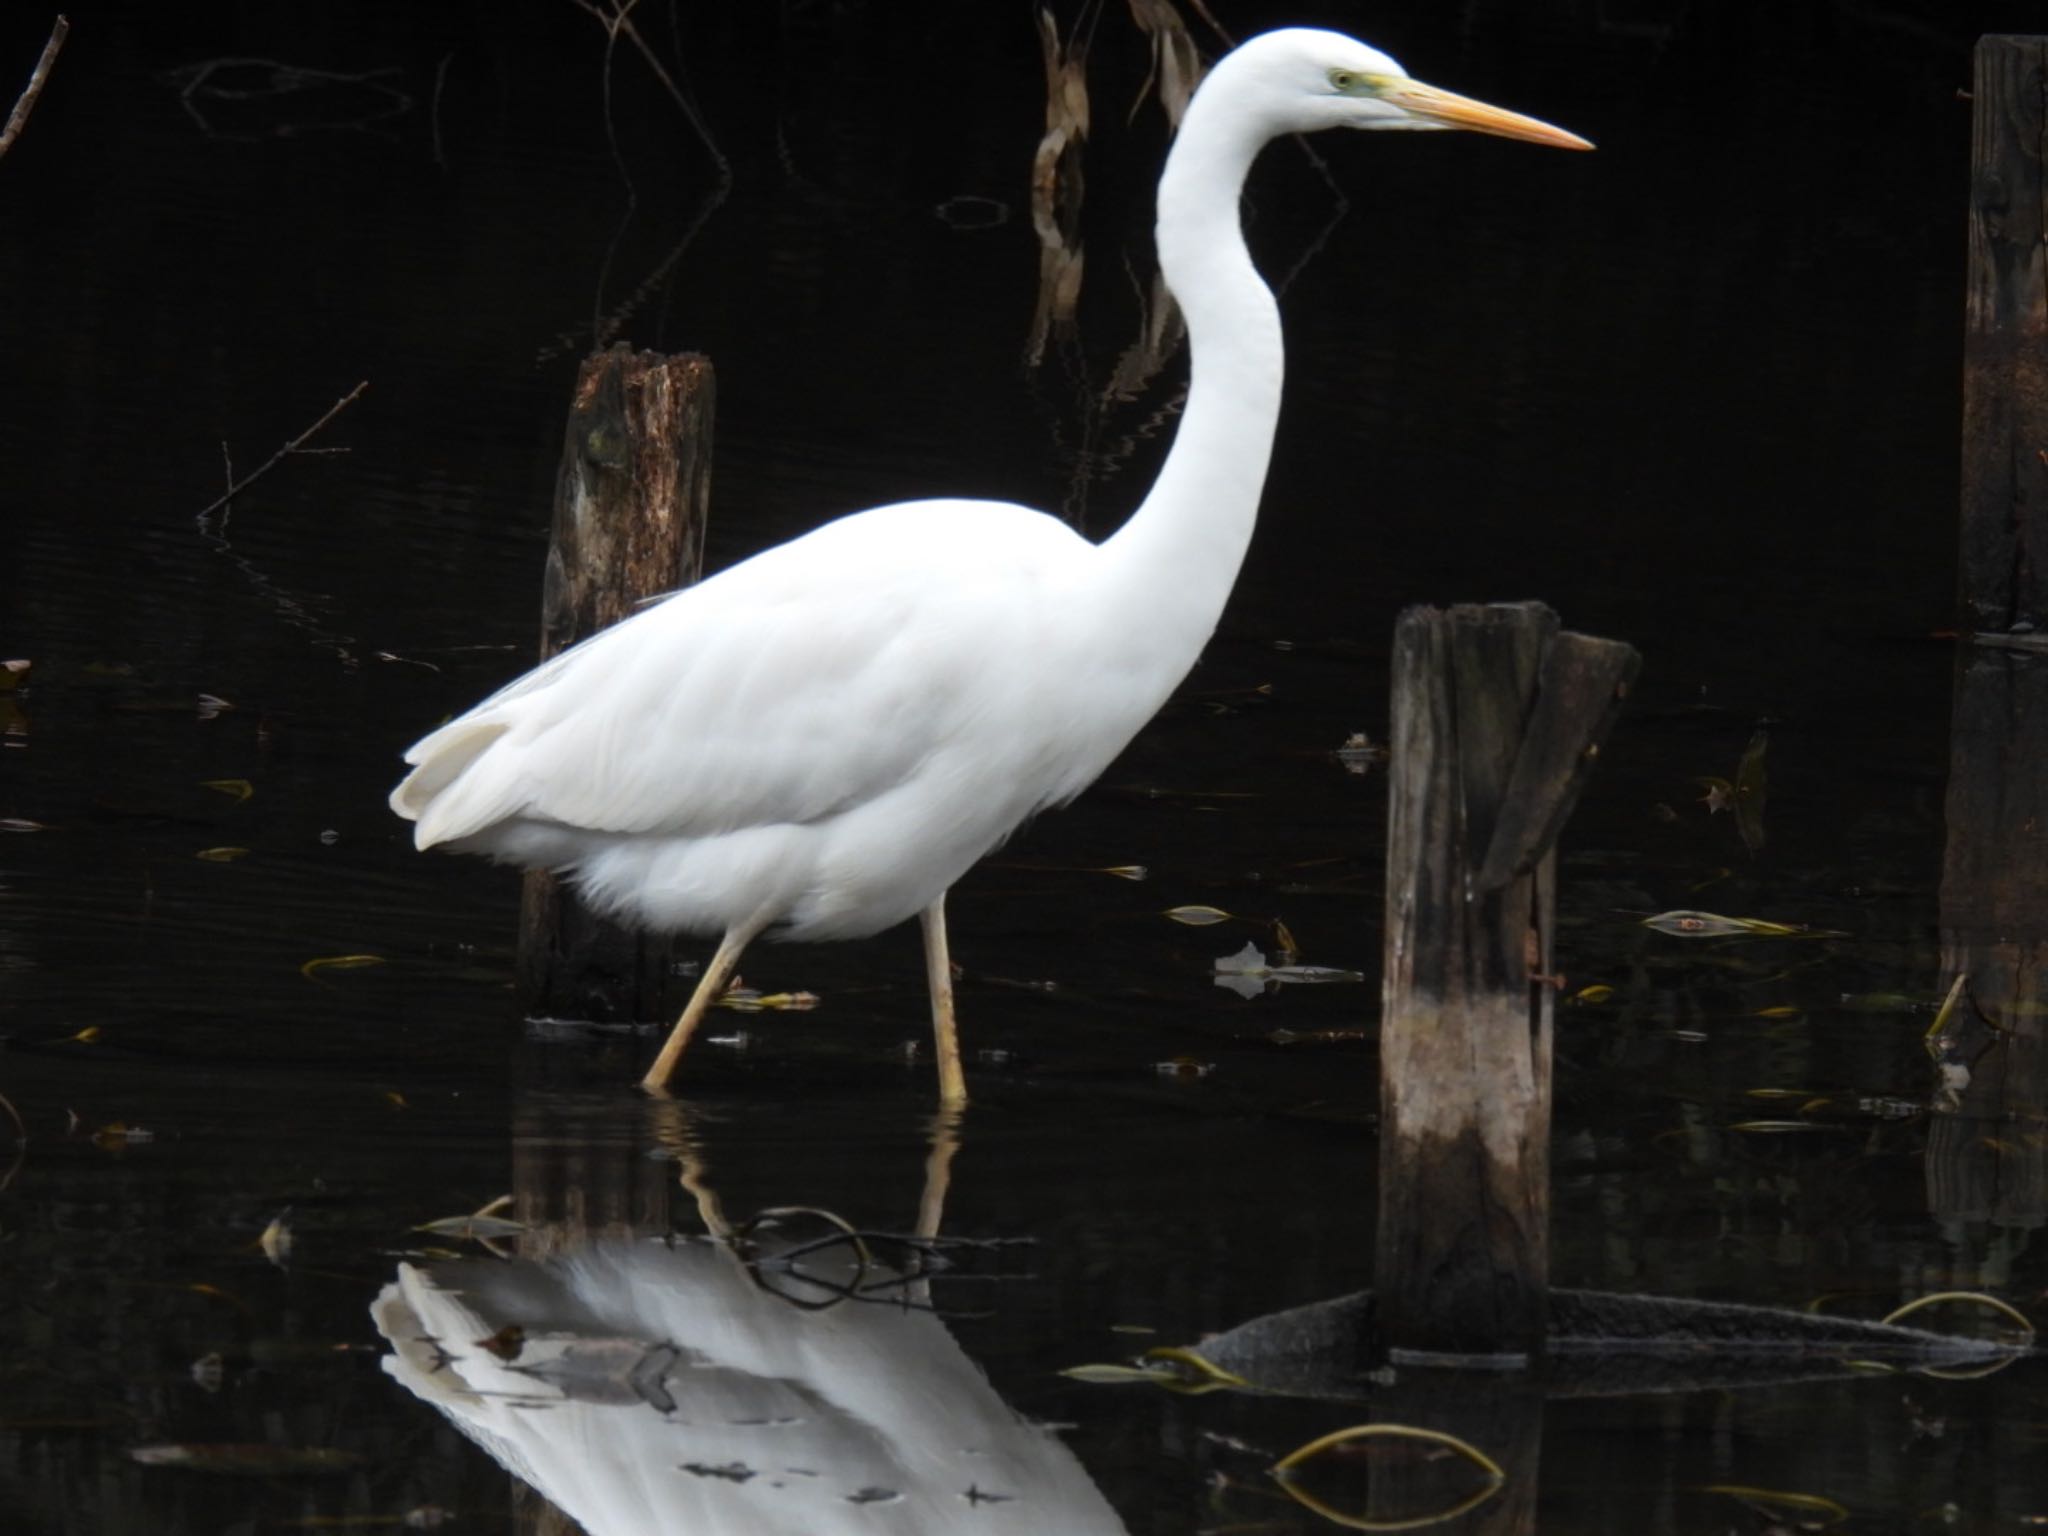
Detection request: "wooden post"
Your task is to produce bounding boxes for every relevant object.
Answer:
[1959,35,2048,635]
[1376,602,1637,1362]
[1933,645,2048,1224]
[1933,37,2048,1225]
[516,345,715,1022]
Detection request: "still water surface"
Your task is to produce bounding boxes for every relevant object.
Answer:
[3,3,2044,1531]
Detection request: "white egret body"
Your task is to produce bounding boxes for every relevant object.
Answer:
[390,29,1590,1101]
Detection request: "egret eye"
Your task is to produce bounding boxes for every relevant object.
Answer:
[1329,68,1357,92]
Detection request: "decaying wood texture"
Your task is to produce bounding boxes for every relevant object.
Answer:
[516,345,714,1023]
[1932,33,2048,1231]
[1959,35,2048,635]
[1934,581,2048,1228]
[1376,602,1637,1361]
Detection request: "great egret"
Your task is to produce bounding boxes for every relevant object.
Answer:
[375,1236,1128,1535]
[390,28,1590,1103]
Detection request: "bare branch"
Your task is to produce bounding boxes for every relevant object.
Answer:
[567,0,729,185]
[0,14,70,161]
[194,380,370,528]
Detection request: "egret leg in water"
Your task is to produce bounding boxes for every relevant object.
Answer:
[388,30,1590,1103]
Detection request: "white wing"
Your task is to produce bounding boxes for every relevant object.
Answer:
[392,499,1098,856]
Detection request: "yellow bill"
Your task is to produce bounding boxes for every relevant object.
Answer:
[1384,79,1593,150]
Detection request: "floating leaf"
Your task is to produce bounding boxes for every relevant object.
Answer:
[1754,1004,1802,1018]
[196,846,249,862]
[1880,1290,2035,1340]
[716,988,820,1013]
[1214,940,1267,975]
[414,1212,528,1241]
[1570,983,1616,1004]
[1061,1361,1185,1385]
[1166,904,1233,926]
[382,1089,409,1110]
[66,1025,102,1045]
[1641,910,1847,940]
[1697,1485,1850,1524]
[129,1443,362,1476]
[1728,1120,1839,1133]
[301,953,385,980]
[258,1209,293,1267]
[1335,731,1379,774]
[200,778,254,803]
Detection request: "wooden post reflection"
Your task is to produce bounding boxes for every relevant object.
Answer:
[1936,34,2048,1227]
[1933,645,2048,1225]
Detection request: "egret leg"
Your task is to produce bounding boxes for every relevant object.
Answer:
[920,895,968,1105]
[916,1108,963,1239]
[641,914,770,1093]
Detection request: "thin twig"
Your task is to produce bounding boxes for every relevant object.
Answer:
[0,14,69,161]
[194,380,369,528]
[567,0,730,185]
[431,51,452,169]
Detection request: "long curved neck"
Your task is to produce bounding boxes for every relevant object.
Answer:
[1100,84,1283,663]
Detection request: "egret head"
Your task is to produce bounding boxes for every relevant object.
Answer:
[1227,28,1592,150]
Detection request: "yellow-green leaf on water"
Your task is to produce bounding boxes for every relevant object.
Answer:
[1728,1119,1839,1133]
[1570,983,1616,1005]
[1697,1484,1849,1525]
[301,954,384,980]
[1880,1290,2036,1339]
[1754,1005,1803,1018]
[258,1210,293,1267]
[413,1213,528,1241]
[129,1443,363,1476]
[196,847,249,862]
[1061,1362,1175,1385]
[1165,904,1233,926]
[200,778,254,803]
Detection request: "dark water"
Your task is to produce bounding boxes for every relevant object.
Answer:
[5,2,2046,1532]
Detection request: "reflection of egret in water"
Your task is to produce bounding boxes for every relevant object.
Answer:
[374,1200,1122,1532]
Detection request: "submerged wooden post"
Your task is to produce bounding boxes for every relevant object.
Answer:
[1932,37,2048,1224]
[516,344,715,1022]
[1377,602,1636,1361]
[1958,34,2047,636]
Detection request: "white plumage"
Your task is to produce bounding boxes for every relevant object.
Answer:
[373,1237,1128,1536]
[390,29,1589,1100]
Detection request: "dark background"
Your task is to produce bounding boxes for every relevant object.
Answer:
[5,3,2048,1533]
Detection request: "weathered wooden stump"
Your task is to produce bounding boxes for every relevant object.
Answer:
[1958,35,2048,638]
[1933,34,2048,1224]
[516,344,715,1023]
[1377,602,1637,1361]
